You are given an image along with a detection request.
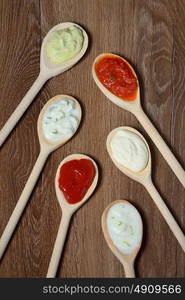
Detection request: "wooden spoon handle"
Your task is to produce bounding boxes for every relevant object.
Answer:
[145,180,185,252]
[0,149,49,259]
[0,73,47,147]
[136,109,185,188]
[123,262,135,278]
[47,211,72,278]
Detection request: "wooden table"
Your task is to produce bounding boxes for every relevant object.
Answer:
[0,0,184,278]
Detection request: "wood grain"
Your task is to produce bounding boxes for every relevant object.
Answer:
[0,0,184,277]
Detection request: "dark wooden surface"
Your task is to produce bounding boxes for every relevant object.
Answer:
[0,0,185,278]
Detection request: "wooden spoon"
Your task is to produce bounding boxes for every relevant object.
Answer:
[102,200,143,278]
[0,95,82,260]
[46,154,98,278]
[107,126,185,252]
[92,53,185,188]
[0,22,88,146]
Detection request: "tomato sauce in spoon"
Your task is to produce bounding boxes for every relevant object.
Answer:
[95,55,138,101]
[58,159,95,204]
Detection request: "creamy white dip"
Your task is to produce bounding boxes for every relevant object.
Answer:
[107,202,142,254]
[42,97,81,142]
[110,129,148,172]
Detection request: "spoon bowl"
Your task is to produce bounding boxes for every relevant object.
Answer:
[37,94,82,152]
[106,126,185,253]
[0,95,82,260]
[0,22,88,146]
[92,53,141,114]
[92,53,185,188]
[41,22,89,77]
[47,154,98,277]
[102,200,143,278]
[55,153,99,213]
[107,126,151,184]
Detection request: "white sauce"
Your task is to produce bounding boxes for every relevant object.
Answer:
[107,202,142,254]
[110,129,148,172]
[42,98,80,142]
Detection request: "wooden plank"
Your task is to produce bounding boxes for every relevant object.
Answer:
[0,0,184,277]
[0,0,41,277]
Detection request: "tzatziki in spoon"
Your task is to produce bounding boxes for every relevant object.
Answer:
[102,200,143,277]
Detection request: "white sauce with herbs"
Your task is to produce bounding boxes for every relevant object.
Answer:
[107,202,142,254]
[42,98,80,142]
[110,129,148,172]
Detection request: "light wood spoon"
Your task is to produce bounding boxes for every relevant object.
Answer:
[92,53,185,188]
[46,153,98,278]
[0,95,82,260]
[107,126,185,252]
[102,200,143,278]
[0,22,88,147]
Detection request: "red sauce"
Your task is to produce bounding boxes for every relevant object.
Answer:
[58,159,95,204]
[95,55,138,101]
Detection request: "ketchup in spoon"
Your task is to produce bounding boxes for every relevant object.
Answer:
[58,159,95,204]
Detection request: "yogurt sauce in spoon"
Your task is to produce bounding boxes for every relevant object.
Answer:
[102,200,143,277]
[106,201,143,254]
[42,97,81,142]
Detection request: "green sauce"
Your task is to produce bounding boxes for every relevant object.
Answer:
[46,25,84,64]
